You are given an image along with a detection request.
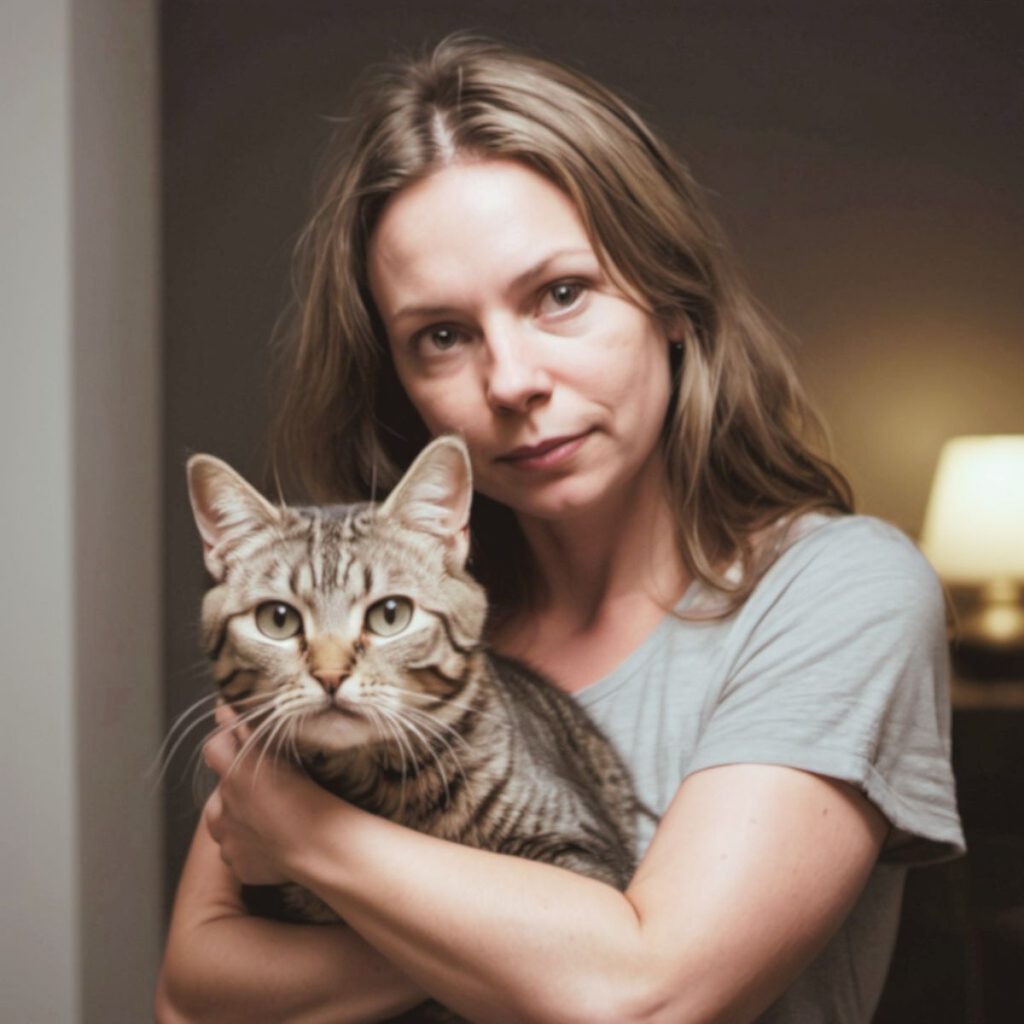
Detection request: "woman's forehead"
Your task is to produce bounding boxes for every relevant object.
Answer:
[367,160,600,314]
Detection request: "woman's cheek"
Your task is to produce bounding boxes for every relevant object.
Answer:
[407,378,477,438]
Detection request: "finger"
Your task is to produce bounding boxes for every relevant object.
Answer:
[215,700,253,744]
[204,790,224,842]
[214,701,238,732]
[203,726,240,778]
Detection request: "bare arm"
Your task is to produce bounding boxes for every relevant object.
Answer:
[219,748,886,1024]
[156,813,425,1024]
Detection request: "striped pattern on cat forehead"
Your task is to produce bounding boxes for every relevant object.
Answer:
[230,499,456,606]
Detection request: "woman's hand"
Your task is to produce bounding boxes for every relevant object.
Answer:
[158,819,428,1023]
[202,703,314,886]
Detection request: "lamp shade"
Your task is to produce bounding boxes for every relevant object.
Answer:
[920,435,1024,583]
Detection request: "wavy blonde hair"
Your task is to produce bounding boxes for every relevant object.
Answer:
[270,34,852,616]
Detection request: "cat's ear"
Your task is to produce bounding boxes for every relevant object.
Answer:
[186,454,281,581]
[382,435,473,566]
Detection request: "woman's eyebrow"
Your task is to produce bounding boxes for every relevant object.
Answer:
[507,248,595,290]
[391,248,596,322]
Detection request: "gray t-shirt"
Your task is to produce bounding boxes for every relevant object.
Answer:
[574,513,965,1023]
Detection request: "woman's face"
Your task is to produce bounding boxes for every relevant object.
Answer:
[368,159,674,523]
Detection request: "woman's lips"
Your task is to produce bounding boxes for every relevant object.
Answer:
[497,431,592,470]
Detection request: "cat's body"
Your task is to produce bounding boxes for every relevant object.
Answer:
[248,645,638,924]
[187,436,642,939]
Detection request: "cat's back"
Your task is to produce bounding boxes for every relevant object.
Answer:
[484,652,639,849]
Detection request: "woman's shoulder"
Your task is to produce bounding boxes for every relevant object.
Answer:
[770,511,941,595]
[684,512,942,629]
[687,511,964,868]
[727,512,947,643]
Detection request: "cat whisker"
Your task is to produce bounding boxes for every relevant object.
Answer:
[364,706,411,814]
[223,700,293,780]
[231,691,325,780]
[403,709,471,772]
[387,717,413,817]
[373,704,433,813]
[255,712,295,780]
[234,718,280,780]
[275,699,314,765]
[380,706,424,804]
[185,701,272,807]
[285,715,306,767]
[150,692,268,792]
[148,691,222,787]
[388,712,420,788]
[378,702,468,807]
[383,699,480,758]
[166,656,221,683]
[383,685,509,732]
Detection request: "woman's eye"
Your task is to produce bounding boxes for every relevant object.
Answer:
[255,601,303,640]
[365,596,414,637]
[422,325,461,351]
[539,281,586,314]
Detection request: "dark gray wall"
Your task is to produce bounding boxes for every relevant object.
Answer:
[160,0,1023,925]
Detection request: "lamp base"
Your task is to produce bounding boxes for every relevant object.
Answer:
[948,581,1024,681]
[952,639,1024,682]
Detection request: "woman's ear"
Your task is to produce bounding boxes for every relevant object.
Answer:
[664,312,691,348]
[380,435,473,566]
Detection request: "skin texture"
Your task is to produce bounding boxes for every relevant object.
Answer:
[157,160,888,1024]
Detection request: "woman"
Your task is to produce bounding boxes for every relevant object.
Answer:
[157,35,963,1023]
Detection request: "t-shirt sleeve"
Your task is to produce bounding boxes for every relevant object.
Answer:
[686,516,965,864]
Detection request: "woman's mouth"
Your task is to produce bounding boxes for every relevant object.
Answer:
[497,431,593,470]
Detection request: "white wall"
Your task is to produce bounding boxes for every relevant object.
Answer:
[0,2,161,1021]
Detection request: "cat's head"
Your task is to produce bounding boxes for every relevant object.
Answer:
[186,435,486,755]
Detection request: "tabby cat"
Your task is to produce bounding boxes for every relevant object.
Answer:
[186,435,641,1017]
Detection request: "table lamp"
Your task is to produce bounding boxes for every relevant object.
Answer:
[920,435,1024,679]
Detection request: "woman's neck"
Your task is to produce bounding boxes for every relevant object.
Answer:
[494,454,690,688]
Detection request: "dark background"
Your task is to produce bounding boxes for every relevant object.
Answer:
[161,2,1024,1018]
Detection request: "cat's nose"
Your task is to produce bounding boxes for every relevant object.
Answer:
[313,670,348,695]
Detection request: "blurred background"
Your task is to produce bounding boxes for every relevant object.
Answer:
[2,1,1021,1020]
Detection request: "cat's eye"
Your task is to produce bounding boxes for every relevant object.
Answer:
[255,601,303,640]
[365,596,413,637]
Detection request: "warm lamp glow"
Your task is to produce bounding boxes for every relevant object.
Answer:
[920,435,1024,584]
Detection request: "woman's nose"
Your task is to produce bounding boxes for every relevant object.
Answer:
[483,324,552,414]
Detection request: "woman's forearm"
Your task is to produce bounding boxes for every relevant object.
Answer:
[285,788,654,1024]
[277,768,886,1024]
[203,720,885,1024]
[157,823,425,1024]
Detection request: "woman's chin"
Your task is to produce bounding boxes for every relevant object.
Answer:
[500,480,624,526]
[484,459,662,526]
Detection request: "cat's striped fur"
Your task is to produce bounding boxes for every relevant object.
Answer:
[187,436,641,936]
